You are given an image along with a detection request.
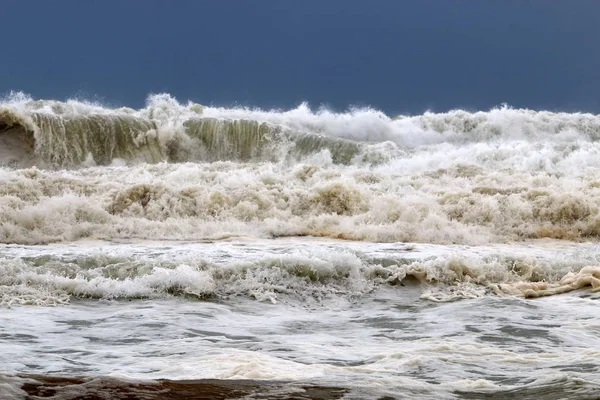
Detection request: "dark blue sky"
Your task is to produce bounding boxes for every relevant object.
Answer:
[2,0,599,114]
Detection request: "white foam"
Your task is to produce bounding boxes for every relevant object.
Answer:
[1,240,599,306]
[2,149,600,246]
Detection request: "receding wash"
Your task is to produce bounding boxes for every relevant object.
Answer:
[1,92,599,399]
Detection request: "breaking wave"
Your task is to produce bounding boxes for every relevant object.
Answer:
[0,93,368,168]
[2,241,600,306]
[2,92,600,168]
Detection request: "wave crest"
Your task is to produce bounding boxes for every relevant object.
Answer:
[2,93,600,168]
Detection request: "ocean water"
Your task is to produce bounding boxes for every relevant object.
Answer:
[1,92,600,399]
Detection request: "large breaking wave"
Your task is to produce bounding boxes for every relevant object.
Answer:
[0,93,367,168]
[2,92,600,168]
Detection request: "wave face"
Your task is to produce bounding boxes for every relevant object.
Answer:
[0,93,367,168]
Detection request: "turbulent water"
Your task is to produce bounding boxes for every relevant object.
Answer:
[1,92,600,399]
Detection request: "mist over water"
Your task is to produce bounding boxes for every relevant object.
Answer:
[1,93,600,399]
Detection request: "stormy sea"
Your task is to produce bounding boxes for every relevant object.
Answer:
[1,92,599,399]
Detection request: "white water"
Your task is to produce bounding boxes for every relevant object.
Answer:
[1,94,600,399]
[1,240,600,399]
